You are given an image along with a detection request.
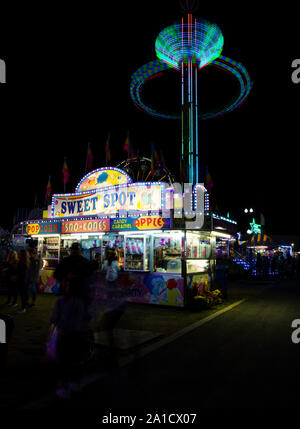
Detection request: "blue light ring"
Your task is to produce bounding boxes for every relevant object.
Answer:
[130,60,178,119]
[130,55,252,120]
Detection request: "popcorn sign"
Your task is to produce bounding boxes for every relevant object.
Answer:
[26,222,61,235]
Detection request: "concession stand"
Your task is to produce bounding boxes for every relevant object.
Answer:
[22,166,227,308]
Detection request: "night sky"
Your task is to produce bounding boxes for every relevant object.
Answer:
[0,1,299,234]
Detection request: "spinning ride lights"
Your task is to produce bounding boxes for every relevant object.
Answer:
[130,14,252,184]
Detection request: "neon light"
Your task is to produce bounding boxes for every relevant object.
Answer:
[250,218,261,234]
[75,167,133,193]
[130,55,252,120]
[52,182,167,219]
[154,20,224,70]
[212,213,237,225]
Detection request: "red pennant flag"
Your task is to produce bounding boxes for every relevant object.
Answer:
[86,143,93,172]
[45,176,52,205]
[160,150,167,169]
[151,143,160,175]
[205,167,213,192]
[123,133,134,158]
[62,158,70,184]
[105,134,111,164]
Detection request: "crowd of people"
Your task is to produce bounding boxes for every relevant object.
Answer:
[254,252,300,279]
[1,242,127,399]
[1,246,41,313]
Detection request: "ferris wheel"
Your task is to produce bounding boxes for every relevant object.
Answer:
[116,156,175,186]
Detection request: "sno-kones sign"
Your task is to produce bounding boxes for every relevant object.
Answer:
[51,168,167,218]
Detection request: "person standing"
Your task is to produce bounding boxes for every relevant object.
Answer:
[16,249,30,313]
[2,250,19,307]
[102,249,126,356]
[54,242,93,300]
[271,254,278,276]
[27,248,42,307]
[255,253,262,277]
[296,253,300,281]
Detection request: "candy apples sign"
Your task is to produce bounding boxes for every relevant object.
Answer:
[133,216,169,230]
[111,216,171,231]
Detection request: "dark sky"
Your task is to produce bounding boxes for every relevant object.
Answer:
[0,1,299,234]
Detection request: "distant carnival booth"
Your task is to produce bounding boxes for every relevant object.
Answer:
[22,167,237,307]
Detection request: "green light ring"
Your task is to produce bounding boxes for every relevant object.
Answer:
[130,56,252,120]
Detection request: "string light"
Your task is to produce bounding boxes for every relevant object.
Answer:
[75,166,133,193]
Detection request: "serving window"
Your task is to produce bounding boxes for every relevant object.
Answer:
[37,236,60,270]
[186,231,215,274]
[153,231,183,274]
[186,231,212,258]
[102,233,124,268]
[124,235,149,271]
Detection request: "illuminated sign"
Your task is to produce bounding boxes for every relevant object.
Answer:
[26,222,61,235]
[76,167,132,193]
[61,219,110,234]
[250,218,261,234]
[111,216,171,231]
[52,183,166,218]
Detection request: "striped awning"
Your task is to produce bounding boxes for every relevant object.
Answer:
[247,233,272,247]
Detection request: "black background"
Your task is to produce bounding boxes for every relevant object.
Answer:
[0,1,299,234]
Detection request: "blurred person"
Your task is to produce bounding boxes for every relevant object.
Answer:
[271,254,278,276]
[90,252,101,273]
[255,253,262,277]
[2,250,19,307]
[278,254,285,280]
[296,253,300,280]
[27,248,42,307]
[50,275,91,399]
[285,254,294,280]
[54,242,93,300]
[262,255,270,278]
[101,249,126,364]
[16,249,30,313]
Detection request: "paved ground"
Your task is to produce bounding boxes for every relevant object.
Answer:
[24,279,300,410]
[2,278,300,414]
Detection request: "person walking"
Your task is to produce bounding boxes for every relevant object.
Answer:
[50,275,91,399]
[286,254,294,280]
[54,242,93,300]
[255,253,262,277]
[16,249,30,313]
[101,249,126,361]
[2,250,19,307]
[278,254,285,280]
[27,248,41,307]
[296,253,300,281]
[271,254,278,276]
[262,255,269,278]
